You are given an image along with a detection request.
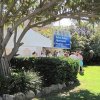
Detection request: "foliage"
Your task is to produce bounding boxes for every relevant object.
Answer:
[0,0,100,77]
[34,27,54,38]
[90,31,100,57]
[35,26,63,38]
[69,21,100,65]
[64,57,79,82]
[34,57,79,87]
[0,71,41,95]
[10,57,35,71]
[35,66,100,100]
[83,26,100,65]
[10,57,79,87]
[0,0,69,63]
[71,32,88,51]
[71,33,80,51]
[0,0,100,61]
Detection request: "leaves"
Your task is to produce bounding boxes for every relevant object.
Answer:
[0,0,100,60]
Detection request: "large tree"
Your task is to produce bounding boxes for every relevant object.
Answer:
[0,0,100,76]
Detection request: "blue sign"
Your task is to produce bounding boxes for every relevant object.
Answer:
[53,32,71,49]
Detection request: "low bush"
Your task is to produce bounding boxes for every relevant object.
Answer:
[10,57,35,71]
[10,57,79,88]
[0,71,41,96]
[34,57,79,87]
[63,58,79,82]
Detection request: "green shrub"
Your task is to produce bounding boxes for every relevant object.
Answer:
[34,57,79,87]
[63,57,79,82]
[0,71,41,95]
[0,76,11,96]
[10,57,79,88]
[10,57,35,71]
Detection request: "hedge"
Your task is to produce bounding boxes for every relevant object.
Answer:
[10,57,35,71]
[10,57,79,87]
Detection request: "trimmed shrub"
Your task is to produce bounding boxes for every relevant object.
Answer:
[10,57,35,71]
[10,57,79,87]
[34,57,79,87]
[63,58,79,82]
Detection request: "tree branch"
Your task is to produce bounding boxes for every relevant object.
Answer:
[7,42,24,60]
[0,26,3,57]
[14,27,17,47]
[1,28,13,50]
[11,0,61,31]
[7,14,62,60]
[30,17,60,28]
[2,0,17,25]
[7,21,31,60]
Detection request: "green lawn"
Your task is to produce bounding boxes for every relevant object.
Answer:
[78,66,100,93]
[34,66,100,100]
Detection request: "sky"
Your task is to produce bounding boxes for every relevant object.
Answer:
[53,18,74,26]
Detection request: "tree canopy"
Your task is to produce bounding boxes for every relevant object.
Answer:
[0,0,100,76]
[0,0,100,60]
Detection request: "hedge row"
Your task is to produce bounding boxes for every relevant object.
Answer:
[10,57,35,71]
[10,57,79,87]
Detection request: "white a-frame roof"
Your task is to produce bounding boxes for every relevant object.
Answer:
[7,28,52,48]
[22,29,52,47]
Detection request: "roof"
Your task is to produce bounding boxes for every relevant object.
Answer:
[22,29,52,47]
[6,28,52,48]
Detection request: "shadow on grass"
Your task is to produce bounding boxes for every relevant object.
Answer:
[39,90,100,100]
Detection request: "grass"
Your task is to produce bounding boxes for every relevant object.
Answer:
[78,66,100,93]
[34,66,100,100]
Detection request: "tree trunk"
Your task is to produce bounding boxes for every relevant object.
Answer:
[0,14,11,77]
[0,57,11,77]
